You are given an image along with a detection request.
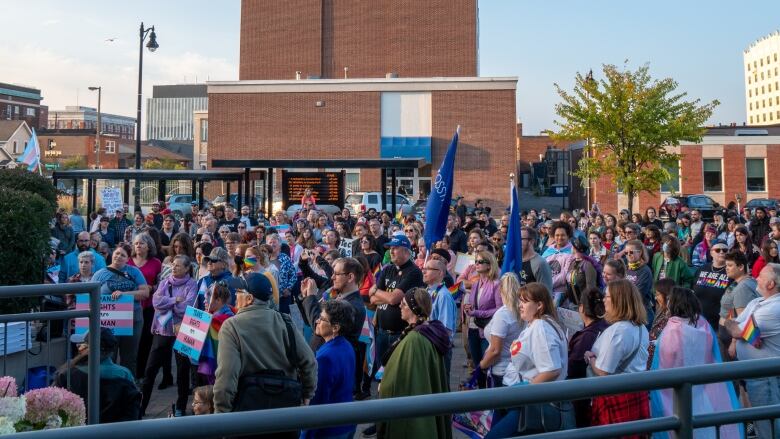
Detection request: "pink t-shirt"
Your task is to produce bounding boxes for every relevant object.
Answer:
[129,257,162,308]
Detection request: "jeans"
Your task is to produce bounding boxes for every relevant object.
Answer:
[745,377,780,439]
[137,306,170,380]
[373,328,400,378]
[141,335,191,413]
[118,309,143,376]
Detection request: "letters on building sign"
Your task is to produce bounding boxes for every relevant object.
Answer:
[44,150,62,157]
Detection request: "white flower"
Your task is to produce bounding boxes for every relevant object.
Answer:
[0,416,16,435]
[0,397,25,423]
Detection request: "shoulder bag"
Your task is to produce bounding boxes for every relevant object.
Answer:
[472,281,491,329]
[232,313,303,411]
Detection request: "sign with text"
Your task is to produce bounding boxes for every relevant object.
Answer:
[281,171,344,209]
[339,238,354,257]
[173,306,213,363]
[100,187,123,215]
[74,294,135,336]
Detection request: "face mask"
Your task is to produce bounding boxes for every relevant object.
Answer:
[662,243,669,253]
[234,255,243,266]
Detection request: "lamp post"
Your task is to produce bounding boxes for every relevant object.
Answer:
[87,86,101,169]
[134,22,159,213]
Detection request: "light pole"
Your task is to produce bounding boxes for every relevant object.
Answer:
[88,86,101,169]
[134,22,159,213]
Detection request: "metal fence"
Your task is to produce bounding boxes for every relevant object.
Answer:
[13,355,780,438]
[0,283,102,424]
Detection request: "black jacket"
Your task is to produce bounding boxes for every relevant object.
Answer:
[302,289,366,353]
[56,369,141,423]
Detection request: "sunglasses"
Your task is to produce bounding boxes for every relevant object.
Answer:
[475,259,489,265]
[712,248,728,253]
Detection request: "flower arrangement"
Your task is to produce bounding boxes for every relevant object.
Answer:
[0,376,86,434]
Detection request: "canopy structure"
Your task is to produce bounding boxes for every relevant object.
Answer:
[211,158,426,215]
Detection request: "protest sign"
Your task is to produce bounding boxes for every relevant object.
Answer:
[100,187,123,215]
[454,252,474,275]
[74,294,135,336]
[173,306,213,363]
[339,238,354,257]
[557,306,584,340]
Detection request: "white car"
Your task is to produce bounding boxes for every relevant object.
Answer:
[345,192,413,215]
[285,204,342,217]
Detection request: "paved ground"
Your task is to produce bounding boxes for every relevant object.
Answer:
[144,319,475,438]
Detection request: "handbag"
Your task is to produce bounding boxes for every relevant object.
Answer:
[472,282,491,329]
[232,313,303,411]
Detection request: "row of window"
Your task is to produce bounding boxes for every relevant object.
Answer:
[747,53,779,71]
[748,83,780,97]
[93,140,116,154]
[747,67,779,84]
[47,120,134,135]
[661,158,767,193]
[748,111,780,124]
[3,105,35,117]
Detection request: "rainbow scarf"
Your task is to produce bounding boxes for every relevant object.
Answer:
[197,305,235,381]
[741,315,761,347]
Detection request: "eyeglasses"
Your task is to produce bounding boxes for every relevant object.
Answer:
[476,259,489,265]
[627,250,642,254]
[192,400,206,407]
[712,248,728,253]
[423,267,441,271]
[404,229,415,233]
[332,272,349,277]
[317,317,331,325]
[225,241,238,245]
[238,225,246,229]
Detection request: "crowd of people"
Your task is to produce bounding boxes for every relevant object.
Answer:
[43,195,780,438]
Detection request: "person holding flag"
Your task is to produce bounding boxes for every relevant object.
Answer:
[16,128,42,173]
[423,257,457,377]
[423,126,459,253]
[722,263,780,439]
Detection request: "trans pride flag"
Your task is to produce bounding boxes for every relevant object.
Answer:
[16,128,41,173]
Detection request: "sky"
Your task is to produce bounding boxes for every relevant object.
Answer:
[4,1,780,135]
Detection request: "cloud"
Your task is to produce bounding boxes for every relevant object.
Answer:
[1,44,237,136]
[41,19,61,26]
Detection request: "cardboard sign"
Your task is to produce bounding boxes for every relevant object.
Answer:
[173,306,213,363]
[100,187,123,216]
[339,238,354,257]
[454,252,474,275]
[74,294,135,336]
[275,224,291,238]
[557,307,584,340]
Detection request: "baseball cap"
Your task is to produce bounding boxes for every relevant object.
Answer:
[431,248,451,263]
[385,234,411,249]
[70,327,118,353]
[203,247,230,265]
[100,216,110,222]
[191,200,199,206]
[241,272,273,301]
[711,239,728,249]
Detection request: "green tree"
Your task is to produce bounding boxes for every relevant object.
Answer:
[143,158,186,170]
[552,63,719,214]
[60,156,86,170]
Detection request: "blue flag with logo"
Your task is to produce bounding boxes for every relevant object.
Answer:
[501,178,523,275]
[423,126,459,250]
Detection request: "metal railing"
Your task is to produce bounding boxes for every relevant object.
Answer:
[0,282,102,424]
[13,356,780,438]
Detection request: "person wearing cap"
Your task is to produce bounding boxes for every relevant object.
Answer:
[196,247,241,309]
[376,287,451,439]
[369,234,424,378]
[108,210,131,244]
[147,201,162,230]
[692,238,732,331]
[692,224,720,268]
[96,214,115,248]
[56,327,141,423]
[213,272,317,418]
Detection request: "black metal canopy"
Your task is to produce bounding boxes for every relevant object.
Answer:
[52,168,250,181]
[211,158,426,169]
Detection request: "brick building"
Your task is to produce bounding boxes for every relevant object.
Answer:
[576,126,780,213]
[208,0,517,207]
[37,129,122,171]
[0,82,47,129]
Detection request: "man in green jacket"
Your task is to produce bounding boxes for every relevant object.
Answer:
[213,273,317,415]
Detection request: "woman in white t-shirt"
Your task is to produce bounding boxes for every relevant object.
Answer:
[486,282,575,438]
[583,278,650,432]
[478,273,525,387]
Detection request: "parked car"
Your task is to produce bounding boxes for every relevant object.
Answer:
[285,204,342,217]
[410,197,476,219]
[212,193,264,209]
[166,194,210,219]
[659,194,724,221]
[744,198,779,211]
[345,192,413,215]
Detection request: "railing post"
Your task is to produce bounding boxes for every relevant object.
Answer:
[673,382,693,439]
[87,284,101,424]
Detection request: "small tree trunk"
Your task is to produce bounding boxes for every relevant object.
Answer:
[627,189,635,216]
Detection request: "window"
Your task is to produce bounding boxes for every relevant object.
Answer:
[13,106,19,114]
[12,141,17,154]
[749,90,753,97]
[703,159,722,192]
[750,103,753,110]
[660,161,680,193]
[105,140,116,154]
[748,63,752,71]
[25,108,35,116]
[750,115,754,124]
[200,119,208,142]
[747,158,766,191]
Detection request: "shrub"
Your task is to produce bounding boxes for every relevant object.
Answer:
[0,169,59,210]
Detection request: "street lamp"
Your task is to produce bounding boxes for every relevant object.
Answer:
[134,22,159,213]
[88,86,101,169]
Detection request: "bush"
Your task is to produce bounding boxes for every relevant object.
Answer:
[0,169,59,210]
[0,187,52,314]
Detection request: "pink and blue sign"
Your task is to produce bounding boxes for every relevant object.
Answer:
[74,294,134,336]
[173,306,213,363]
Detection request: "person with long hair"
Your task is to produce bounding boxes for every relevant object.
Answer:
[478,273,524,387]
[128,232,163,382]
[191,385,215,415]
[542,221,576,294]
[649,287,741,439]
[463,251,502,387]
[643,225,662,262]
[92,243,150,375]
[197,281,235,385]
[652,235,694,288]
[624,239,655,324]
[567,287,609,428]
[161,233,198,280]
[565,236,600,310]
[602,226,617,252]
[584,279,649,435]
[602,259,626,285]
[692,225,719,268]
[732,225,759,270]
[377,288,451,439]
[487,282,574,437]
[646,278,676,369]
[752,239,780,278]
[588,230,609,265]
[194,241,214,279]
[357,234,382,271]
[242,245,280,307]
[140,255,198,417]
[296,227,317,250]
